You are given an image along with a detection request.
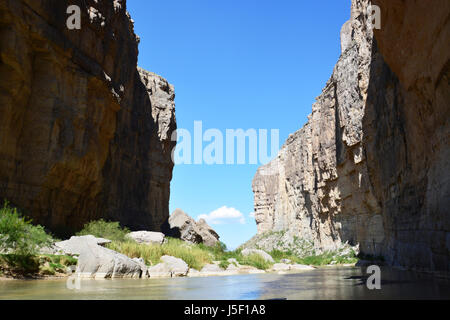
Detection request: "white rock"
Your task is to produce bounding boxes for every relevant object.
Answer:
[76,244,142,279]
[148,263,172,278]
[272,263,291,271]
[290,264,315,271]
[160,255,189,277]
[241,249,274,263]
[54,235,111,256]
[126,231,165,245]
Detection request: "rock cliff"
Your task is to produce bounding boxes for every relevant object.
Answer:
[252,0,449,273]
[0,0,176,235]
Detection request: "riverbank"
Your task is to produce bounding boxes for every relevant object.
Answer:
[1,206,359,281]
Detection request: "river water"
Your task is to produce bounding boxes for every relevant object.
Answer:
[1,267,449,300]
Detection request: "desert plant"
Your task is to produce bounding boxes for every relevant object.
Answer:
[76,219,130,242]
[0,201,53,256]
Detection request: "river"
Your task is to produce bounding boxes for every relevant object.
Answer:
[1,267,449,300]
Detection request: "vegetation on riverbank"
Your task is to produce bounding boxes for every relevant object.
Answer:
[0,201,77,278]
[76,219,130,242]
[0,206,359,279]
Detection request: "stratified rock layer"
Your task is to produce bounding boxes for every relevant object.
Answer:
[0,0,176,235]
[252,0,449,273]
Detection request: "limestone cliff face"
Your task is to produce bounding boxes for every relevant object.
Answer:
[364,0,450,272]
[252,0,449,272]
[0,0,176,235]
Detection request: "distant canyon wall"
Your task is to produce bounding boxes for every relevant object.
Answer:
[252,0,449,272]
[0,0,176,235]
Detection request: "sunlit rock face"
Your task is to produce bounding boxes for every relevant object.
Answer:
[0,0,176,236]
[253,0,450,273]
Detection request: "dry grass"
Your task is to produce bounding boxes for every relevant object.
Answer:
[107,238,213,270]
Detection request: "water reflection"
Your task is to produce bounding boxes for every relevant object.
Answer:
[0,267,449,300]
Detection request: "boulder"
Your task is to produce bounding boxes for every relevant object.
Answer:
[76,244,142,279]
[126,231,165,245]
[160,255,189,277]
[281,259,291,264]
[54,235,111,256]
[196,219,220,247]
[163,209,220,246]
[241,249,274,263]
[226,264,240,272]
[148,263,172,278]
[148,255,189,278]
[200,264,225,276]
[187,268,201,277]
[52,235,145,279]
[132,258,149,278]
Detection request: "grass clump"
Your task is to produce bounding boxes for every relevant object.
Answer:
[0,254,41,274]
[76,219,130,242]
[238,253,273,270]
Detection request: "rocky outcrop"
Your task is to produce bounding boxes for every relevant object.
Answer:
[163,209,220,246]
[252,0,449,273]
[50,235,143,279]
[364,0,450,272]
[0,0,176,236]
[126,231,165,245]
[241,249,274,263]
[253,0,378,254]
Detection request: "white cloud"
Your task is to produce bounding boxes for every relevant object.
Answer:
[249,211,255,218]
[198,206,246,225]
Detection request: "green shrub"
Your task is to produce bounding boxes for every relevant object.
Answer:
[0,201,53,256]
[238,253,273,270]
[76,219,130,242]
[0,254,41,274]
[219,260,230,269]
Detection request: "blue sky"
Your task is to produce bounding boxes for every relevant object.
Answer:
[128,0,351,249]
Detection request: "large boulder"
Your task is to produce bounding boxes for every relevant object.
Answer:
[51,235,144,279]
[148,263,172,278]
[160,255,189,277]
[163,209,220,246]
[196,219,220,247]
[126,231,165,245]
[148,255,189,278]
[54,235,111,256]
[76,243,142,279]
[241,249,274,263]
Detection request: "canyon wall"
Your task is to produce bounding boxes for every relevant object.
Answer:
[252,0,449,272]
[0,0,176,236]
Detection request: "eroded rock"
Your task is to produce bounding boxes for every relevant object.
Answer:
[163,209,220,246]
[126,231,165,245]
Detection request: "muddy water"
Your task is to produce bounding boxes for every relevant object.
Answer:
[0,267,449,300]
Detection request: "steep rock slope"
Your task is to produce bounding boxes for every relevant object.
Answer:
[252,0,449,272]
[253,0,380,254]
[0,0,176,235]
[364,0,450,271]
